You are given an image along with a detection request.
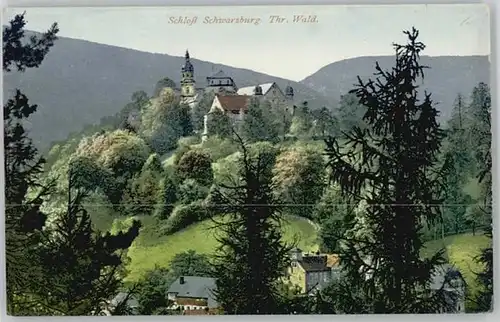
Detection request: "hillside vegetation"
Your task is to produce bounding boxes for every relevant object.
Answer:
[124,215,319,282]
[3,32,489,150]
[6,17,492,315]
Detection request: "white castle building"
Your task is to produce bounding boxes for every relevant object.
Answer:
[176,50,296,140]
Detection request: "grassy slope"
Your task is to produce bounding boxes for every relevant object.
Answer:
[125,211,489,292]
[125,215,319,283]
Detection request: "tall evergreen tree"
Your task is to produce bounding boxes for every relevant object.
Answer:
[3,12,59,314]
[468,82,492,312]
[439,93,475,234]
[209,135,291,314]
[32,170,141,315]
[335,92,367,133]
[324,28,450,313]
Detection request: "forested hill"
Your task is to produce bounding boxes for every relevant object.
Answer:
[3,32,332,151]
[3,31,490,151]
[301,55,490,121]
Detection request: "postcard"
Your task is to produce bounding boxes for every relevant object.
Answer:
[2,4,492,316]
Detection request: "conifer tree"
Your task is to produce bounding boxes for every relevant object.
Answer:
[209,134,291,314]
[33,170,141,315]
[3,12,59,314]
[468,82,492,312]
[324,28,451,313]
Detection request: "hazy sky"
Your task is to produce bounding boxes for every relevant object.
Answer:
[5,4,490,81]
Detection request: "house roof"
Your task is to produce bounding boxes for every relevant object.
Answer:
[110,292,139,308]
[430,264,465,290]
[237,82,274,96]
[167,276,218,308]
[216,94,251,111]
[298,255,330,272]
[207,70,232,79]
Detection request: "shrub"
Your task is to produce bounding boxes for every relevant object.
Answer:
[161,201,211,235]
[178,179,210,204]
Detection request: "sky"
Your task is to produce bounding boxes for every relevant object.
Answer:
[4,4,491,81]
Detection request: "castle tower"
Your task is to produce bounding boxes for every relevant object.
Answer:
[180,50,196,104]
[254,85,263,96]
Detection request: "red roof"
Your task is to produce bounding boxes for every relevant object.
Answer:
[216,94,250,112]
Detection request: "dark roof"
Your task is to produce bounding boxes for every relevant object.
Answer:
[207,70,232,79]
[430,264,465,290]
[216,94,250,111]
[167,276,218,308]
[110,292,139,308]
[182,50,194,73]
[298,255,330,272]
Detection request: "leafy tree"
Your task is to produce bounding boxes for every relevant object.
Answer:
[207,109,232,138]
[324,28,450,313]
[116,91,149,131]
[175,149,214,186]
[314,185,356,253]
[272,146,325,219]
[289,101,314,138]
[140,88,193,154]
[210,135,291,314]
[178,179,210,204]
[169,250,212,277]
[134,266,174,315]
[163,201,211,234]
[3,12,59,314]
[199,136,239,161]
[153,77,177,97]
[74,129,150,205]
[311,106,339,138]
[33,172,141,315]
[153,175,178,220]
[241,98,280,143]
[335,92,367,133]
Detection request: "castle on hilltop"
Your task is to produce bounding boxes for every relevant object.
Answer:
[175,50,297,140]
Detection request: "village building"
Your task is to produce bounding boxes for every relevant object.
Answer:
[430,264,467,313]
[104,292,140,315]
[286,247,341,295]
[166,276,219,315]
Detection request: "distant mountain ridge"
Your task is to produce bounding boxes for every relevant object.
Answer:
[3,31,490,151]
[3,33,333,151]
[300,55,490,120]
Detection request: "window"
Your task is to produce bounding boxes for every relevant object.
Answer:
[231,110,239,114]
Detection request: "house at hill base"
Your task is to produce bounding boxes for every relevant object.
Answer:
[430,264,466,313]
[166,276,219,315]
[103,292,140,315]
[286,247,342,295]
